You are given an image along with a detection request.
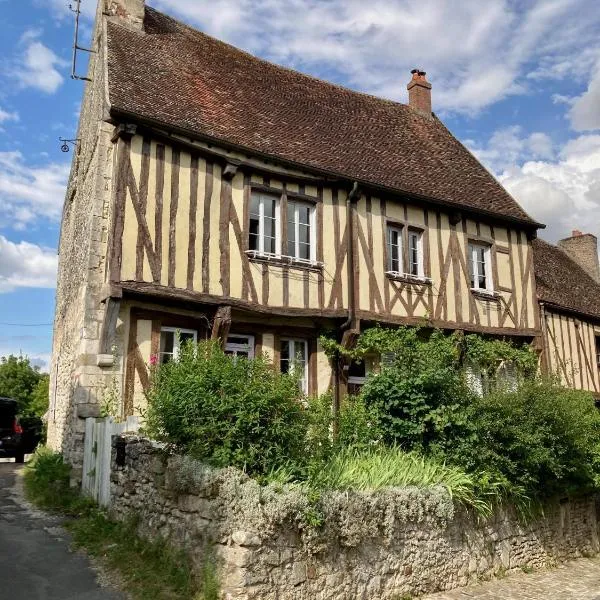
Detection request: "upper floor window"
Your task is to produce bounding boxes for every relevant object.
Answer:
[280,338,308,394]
[407,230,423,277]
[287,200,315,262]
[387,225,424,277]
[249,192,279,255]
[225,334,255,359]
[159,327,197,364]
[387,225,403,273]
[468,242,492,291]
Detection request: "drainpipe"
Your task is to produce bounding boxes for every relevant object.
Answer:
[334,181,360,438]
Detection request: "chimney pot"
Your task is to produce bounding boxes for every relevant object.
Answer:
[572,229,583,237]
[407,68,432,117]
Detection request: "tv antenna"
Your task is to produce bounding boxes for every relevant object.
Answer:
[69,0,94,81]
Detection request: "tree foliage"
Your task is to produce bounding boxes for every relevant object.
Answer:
[145,340,308,476]
[0,355,46,416]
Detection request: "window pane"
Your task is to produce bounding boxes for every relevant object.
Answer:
[409,232,419,275]
[299,223,310,245]
[264,197,275,219]
[299,243,310,260]
[388,227,402,272]
[249,216,259,251]
[160,331,174,354]
[298,204,310,225]
[280,340,290,374]
[250,194,260,217]
[180,332,196,345]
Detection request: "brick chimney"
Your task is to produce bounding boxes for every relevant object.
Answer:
[558,230,600,283]
[105,0,145,29]
[407,69,432,117]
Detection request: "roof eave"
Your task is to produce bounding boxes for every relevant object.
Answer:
[109,106,545,231]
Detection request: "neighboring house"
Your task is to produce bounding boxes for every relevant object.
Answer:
[534,233,600,396]
[47,0,597,475]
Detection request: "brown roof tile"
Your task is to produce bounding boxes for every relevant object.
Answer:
[533,238,600,321]
[106,7,541,227]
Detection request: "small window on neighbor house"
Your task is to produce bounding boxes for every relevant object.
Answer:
[468,242,492,291]
[287,200,315,261]
[159,327,197,364]
[387,225,403,273]
[280,338,308,394]
[225,334,255,359]
[249,192,279,255]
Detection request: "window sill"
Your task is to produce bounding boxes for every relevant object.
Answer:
[245,250,323,271]
[470,288,501,301]
[385,272,432,285]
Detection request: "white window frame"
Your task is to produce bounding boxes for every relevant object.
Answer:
[407,229,424,277]
[280,338,309,394]
[159,327,198,363]
[387,225,403,274]
[225,334,255,359]
[287,200,316,262]
[469,242,493,292]
[249,192,280,257]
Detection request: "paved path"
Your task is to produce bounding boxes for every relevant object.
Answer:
[0,461,124,600]
[423,556,600,600]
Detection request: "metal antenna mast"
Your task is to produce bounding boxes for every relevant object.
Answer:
[70,0,94,81]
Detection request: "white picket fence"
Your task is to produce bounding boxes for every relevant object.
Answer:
[81,416,140,507]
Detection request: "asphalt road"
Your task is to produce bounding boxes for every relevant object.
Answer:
[0,461,124,600]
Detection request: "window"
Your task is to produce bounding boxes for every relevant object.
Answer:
[249,192,279,255]
[225,334,255,359]
[287,200,315,261]
[387,225,424,278]
[280,338,308,393]
[387,225,403,273]
[408,230,423,277]
[159,327,197,364]
[468,242,492,291]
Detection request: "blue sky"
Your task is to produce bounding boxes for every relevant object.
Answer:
[0,0,599,370]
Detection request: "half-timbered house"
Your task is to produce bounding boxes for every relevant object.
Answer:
[49,0,599,473]
[534,233,600,397]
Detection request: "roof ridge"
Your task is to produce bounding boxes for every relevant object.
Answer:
[143,5,419,113]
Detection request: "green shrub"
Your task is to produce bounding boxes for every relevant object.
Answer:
[444,379,600,500]
[24,447,90,513]
[146,340,308,476]
[305,393,381,466]
[359,329,473,452]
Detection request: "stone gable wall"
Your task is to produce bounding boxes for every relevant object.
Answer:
[110,437,600,599]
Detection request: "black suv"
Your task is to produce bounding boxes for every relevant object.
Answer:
[0,397,42,463]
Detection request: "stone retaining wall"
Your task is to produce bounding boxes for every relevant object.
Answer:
[110,437,600,599]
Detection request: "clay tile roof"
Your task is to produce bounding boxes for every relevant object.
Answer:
[533,238,600,321]
[106,7,541,227]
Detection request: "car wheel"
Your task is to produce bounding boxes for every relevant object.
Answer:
[14,452,25,464]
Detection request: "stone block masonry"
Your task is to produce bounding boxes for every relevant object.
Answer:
[110,437,600,600]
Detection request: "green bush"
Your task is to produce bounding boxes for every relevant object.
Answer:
[445,379,600,500]
[146,340,308,476]
[305,393,381,466]
[359,329,473,452]
[24,447,90,513]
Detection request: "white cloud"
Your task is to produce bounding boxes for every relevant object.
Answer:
[147,0,600,114]
[12,30,67,94]
[467,126,555,173]
[0,235,58,293]
[494,134,600,242]
[0,151,69,228]
[568,61,600,131]
[0,107,19,123]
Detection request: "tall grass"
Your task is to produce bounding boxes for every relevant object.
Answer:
[308,447,497,516]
